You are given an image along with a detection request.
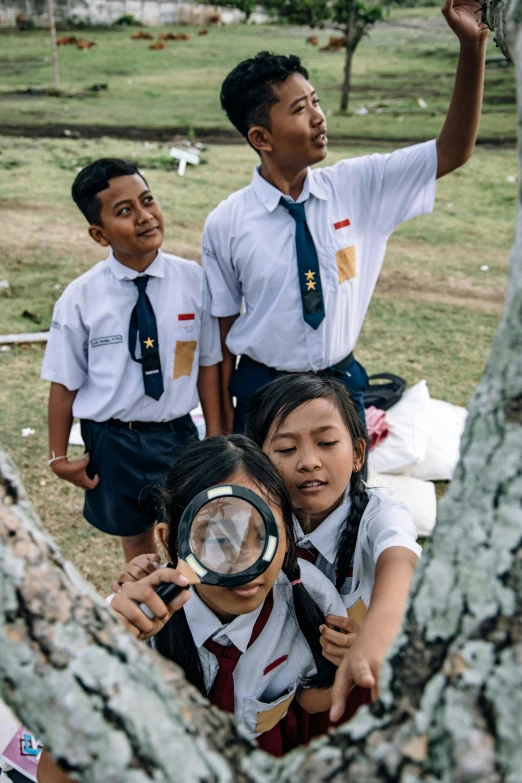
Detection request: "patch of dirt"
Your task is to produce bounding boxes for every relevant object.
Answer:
[0,124,516,147]
[376,267,505,312]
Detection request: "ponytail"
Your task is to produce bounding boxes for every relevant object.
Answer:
[282,557,337,690]
[335,472,370,591]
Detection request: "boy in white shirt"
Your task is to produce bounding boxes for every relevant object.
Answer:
[42,159,222,561]
[202,0,488,434]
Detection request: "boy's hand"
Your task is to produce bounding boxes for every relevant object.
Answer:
[441,0,489,44]
[319,614,360,667]
[329,635,384,722]
[111,553,160,594]
[51,452,99,490]
[111,567,191,641]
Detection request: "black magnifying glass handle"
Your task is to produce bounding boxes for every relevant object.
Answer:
[139,583,190,620]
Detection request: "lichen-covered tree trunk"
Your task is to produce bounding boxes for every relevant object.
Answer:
[1,1,522,779]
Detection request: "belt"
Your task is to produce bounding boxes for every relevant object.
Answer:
[108,418,179,433]
[240,351,355,375]
[331,351,354,372]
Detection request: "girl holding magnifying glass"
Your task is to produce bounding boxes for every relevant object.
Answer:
[109,435,347,756]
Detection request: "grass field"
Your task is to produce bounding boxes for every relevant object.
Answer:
[0,131,515,592]
[0,6,516,141]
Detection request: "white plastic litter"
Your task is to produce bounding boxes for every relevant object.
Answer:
[370,380,430,475]
[507,175,516,183]
[369,471,437,537]
[417,97,428,109]
[169,146,200,177]
[0,280,9,289]
[69,420,84,446]
[21,428,35,437]
[480,265,489,271]
[354,107,368,116]
[402,398,468,481]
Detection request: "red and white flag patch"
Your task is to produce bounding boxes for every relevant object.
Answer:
[263,655,288,676]
[178,313,195,322]
[334,218,351,230]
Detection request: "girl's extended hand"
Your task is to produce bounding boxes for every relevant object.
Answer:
[111,568,191,641]
[329,634,383,722]
[319,614,360,667]
[111,553,160,594]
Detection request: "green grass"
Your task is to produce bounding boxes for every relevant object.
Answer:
[0,8,516,140]
[0,134,514,591]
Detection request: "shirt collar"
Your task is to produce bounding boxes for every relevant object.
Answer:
[294,486,352,565]
[251,165,327,213]
[108,248,166,281]
[184,587,265,653]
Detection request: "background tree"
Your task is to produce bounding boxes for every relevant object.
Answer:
[203,0,258,22]
[0,5,521,775]
[265,0,384,111]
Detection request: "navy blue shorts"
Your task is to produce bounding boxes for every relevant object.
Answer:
[81,415,198,537]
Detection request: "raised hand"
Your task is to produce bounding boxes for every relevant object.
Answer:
[441,0,489,44]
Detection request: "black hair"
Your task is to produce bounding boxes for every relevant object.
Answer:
[245,373,370,591]
[220,51,309,144]
[71,158,147,226]
[154,434,336,693]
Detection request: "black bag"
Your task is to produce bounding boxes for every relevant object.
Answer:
[363,373,406,411]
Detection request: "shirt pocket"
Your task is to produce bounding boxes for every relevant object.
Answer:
[340,580,367,624]
[331,222,357,285]
[242,686,297,738]
[172,338,198,380]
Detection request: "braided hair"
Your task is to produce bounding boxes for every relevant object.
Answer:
[154,435,336,693]
[245,373,370,593]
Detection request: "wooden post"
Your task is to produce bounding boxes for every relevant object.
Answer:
[47,0,60,91]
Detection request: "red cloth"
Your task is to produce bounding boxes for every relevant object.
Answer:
[203,590,303,757]
[365,405,390,450]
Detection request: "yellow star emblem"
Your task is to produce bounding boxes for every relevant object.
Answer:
[144,337,154,349]
[305,270,315,282]
[306,280,316,291]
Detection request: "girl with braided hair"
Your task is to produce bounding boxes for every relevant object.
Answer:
[245,373,421,728]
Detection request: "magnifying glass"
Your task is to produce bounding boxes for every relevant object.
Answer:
[140,485,279,619]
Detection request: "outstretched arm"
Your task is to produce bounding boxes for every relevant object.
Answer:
[330,547,418,721]
[437,0,489,178]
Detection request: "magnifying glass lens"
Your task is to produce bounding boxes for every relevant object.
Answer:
[189,497,267,574]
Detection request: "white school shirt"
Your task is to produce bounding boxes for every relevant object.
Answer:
[180,559,345,739]
[295,487,422,616]
[202,140,438,371]
[41,249,222,422]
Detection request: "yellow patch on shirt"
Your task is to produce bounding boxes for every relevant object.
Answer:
[255,692,295,734]
[336,245,356,284]
[173,340,197,380]
[346,597,367,625]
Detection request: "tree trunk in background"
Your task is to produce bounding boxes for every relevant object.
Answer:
[47,0,60,90]
[1,2,522,780]
[340,0,356,112]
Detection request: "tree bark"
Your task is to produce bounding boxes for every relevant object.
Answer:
[1,2,521,780]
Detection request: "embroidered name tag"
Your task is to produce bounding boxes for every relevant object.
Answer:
[90,335,123,348]
[334,218,351,230]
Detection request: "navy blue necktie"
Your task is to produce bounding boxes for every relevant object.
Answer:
[280,198,325,330]
[128,275,164,401]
